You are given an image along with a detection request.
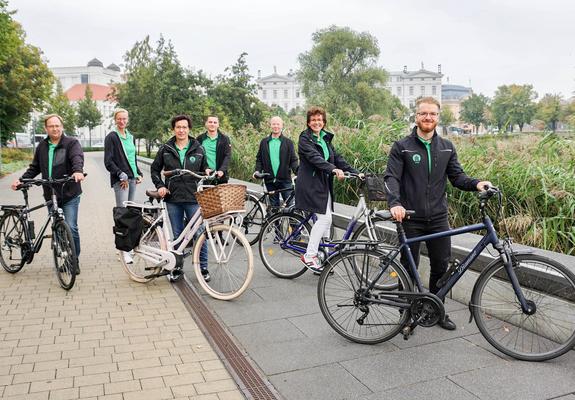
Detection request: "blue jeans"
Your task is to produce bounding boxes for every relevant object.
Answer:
[265,180,294,208]
[113,179,137,207]
[61,195,81,257]
[166,202,208,270]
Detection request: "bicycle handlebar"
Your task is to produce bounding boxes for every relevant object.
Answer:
[18,173,87,190]
[163,169,217,179]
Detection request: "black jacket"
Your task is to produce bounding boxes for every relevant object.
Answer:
[196,131,231,184]
[20,135,84,204]
[295,128,357,214]
[254,134,298,183]
[150,136,207,203]
[104,131,143,187]
[384,127,479,222]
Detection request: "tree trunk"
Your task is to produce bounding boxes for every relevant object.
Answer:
[89,128,92,148]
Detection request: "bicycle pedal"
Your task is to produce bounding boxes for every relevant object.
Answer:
[401,325,413,340]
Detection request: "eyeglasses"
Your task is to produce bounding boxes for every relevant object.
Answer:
[417,112,439,118]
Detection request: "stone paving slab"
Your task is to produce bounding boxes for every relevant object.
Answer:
[0,153,244,400]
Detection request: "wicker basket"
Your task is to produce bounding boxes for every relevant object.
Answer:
[195,184,246,219]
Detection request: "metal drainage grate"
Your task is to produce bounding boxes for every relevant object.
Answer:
[173,278,283,400]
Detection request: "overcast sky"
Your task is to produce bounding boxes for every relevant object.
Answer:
[8,0,575,99]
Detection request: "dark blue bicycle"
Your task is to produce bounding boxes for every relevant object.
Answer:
[317,187,575,361]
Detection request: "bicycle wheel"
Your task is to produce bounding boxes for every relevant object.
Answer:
[318,248,413,344]
[240,193,265,246]
[351,215,398,246]
[122,216,165,283]
[472,253,575,361]
[259,212,309,279]
[193,224,253,300]
[52,220,77,290]
[0,211,26,273]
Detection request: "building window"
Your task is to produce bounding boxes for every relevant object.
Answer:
[409,86,414,96]
[420,86,425,95]
[81,74,88,84]
[284,89,288,98]
[296,91,300,98]
[421,78,425,81]
[273,82,277,85]
[273,90,277,99]
[397,87,402,96]
[409,78,413,81]
[262,90,267,99]
[396,76,401,82]
[284,103,288,110]
[432,86,437,95]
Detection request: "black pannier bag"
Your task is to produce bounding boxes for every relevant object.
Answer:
[112,207,144,251]
[365,174,387,202]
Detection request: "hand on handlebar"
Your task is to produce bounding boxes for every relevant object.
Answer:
[390,205,407,222]
[11,179,21,191]
[477,181,493,191]
[333,168,345,181]
[73,172,85,183]
[158,187,169,197]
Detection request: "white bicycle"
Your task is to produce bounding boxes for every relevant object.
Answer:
[122,170,253,300]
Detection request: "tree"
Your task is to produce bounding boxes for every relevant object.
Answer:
[440,106,455,134]
[537,93,563,132]
[0,0,53,144]
[76,85,102,147]
[563,99,575,128]
[297,25,399,120]
[490,84,537,132]
[209,53,268,131]
[460,94,489,132]
[43,81,77,134]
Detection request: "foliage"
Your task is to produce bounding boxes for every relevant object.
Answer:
[490,84,537,132]
[440,106,455,133]
[0,147,33,177]
[460,94,489,132]
[536,93,562,132]
[42,81,77,135]
[0,0,54,144]
[297,25,405,122]
[76,85,102,146]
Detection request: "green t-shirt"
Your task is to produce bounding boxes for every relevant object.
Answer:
[176,142,190,167]
[268,136,282,177]
[202,134,218,171]
[417,136,432,173]
[117,130,138,177]
[313,131,330,160]
[48,141,57,178]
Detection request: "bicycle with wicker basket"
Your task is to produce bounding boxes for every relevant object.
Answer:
[120,169,254,300]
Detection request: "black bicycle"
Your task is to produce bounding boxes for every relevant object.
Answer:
[318,187,575,361]
[0,175,83,290]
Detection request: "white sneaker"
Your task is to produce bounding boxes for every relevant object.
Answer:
[300,254,322,273]
[123,251,133,264]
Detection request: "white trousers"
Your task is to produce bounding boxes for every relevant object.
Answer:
[305,193,332,257]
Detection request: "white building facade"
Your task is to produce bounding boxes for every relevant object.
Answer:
[256,67,305,113]
[52,58,122,91]
[385,64,443,109]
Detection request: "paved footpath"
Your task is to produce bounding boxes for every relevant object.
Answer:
[0,152,244,400]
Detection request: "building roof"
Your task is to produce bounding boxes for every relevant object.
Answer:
[442,84,472,100]
[87,58,104,67]
[388,69,443,78]
[65,83,113,101]
[106,63,121,72]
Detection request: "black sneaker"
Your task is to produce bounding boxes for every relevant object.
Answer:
[75,264,81,275]
[168,268,184,282]
[201,269,211,282]
[438,314,456,331]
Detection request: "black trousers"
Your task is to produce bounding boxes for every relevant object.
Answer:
[400,218,451,298]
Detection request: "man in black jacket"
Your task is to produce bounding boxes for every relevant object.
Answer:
[253,116,298,207]
[384,97,491,330]
[11,114,85,264]
[196,116,231,184]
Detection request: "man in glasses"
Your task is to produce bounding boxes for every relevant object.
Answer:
[384,97,491,331]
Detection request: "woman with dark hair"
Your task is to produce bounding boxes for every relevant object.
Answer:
[296,106,360,272]
[150,115,210,281]
[104,108,143,264]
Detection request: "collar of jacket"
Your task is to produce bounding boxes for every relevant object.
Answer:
[164,135,200,154]
[265,133,285,143]
[302,127,334,143]
[410,126,438,143]
[42,135,70,149]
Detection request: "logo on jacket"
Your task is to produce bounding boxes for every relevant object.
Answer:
[188,156,196,163]
[412,154,421,164]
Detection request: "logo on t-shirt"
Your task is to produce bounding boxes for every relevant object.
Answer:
[412,154,421,164]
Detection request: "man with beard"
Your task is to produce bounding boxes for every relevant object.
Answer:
[384,97,491,330]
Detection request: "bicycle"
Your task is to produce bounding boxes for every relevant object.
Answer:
[0,175,84,290]
[121,170,254,301]
[317,187,575,361]
[258,172,396,281]
[240,172,296,245]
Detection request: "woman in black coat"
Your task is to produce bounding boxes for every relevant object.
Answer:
[295,106,359,272]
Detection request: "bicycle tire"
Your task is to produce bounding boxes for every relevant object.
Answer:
[52,220,77,290]
[193,224,254,300]
[472,253,575,361]
[240,193,266,246]
[0,211,26,273]
[122,216,165,283]
[258,212,309,279]
[318,248,413,344]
